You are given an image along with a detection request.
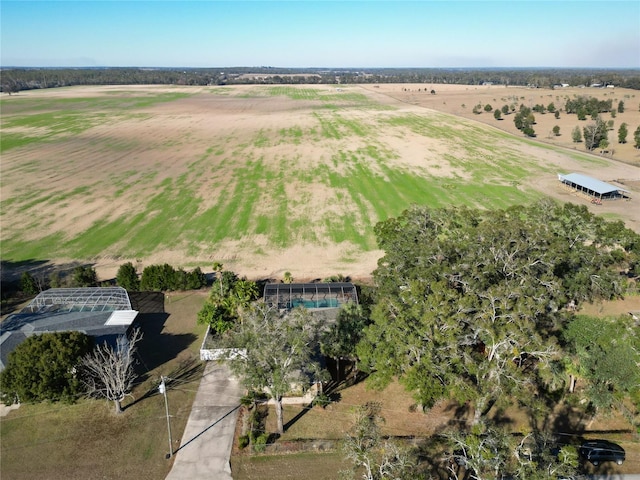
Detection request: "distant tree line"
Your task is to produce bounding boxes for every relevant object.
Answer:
[2,67,639,93]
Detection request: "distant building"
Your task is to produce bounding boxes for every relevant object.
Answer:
[558,173,630,201]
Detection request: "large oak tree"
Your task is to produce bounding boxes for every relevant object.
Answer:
[358,200,638,424]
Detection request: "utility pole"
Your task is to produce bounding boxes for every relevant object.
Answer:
[159,376,173,459]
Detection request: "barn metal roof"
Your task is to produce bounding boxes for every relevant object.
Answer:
[559,173,629,195]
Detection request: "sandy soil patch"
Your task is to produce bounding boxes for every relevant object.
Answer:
[361,83,640,166]
[2,84,640,283]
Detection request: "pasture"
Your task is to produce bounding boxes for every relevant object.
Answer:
[1,84,639,281]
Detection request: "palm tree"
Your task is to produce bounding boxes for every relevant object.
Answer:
[283,271,293,284]
[212,262,224,296]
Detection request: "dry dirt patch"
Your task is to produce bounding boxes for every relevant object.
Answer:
[2,84,640,282]
[362,83,640,166]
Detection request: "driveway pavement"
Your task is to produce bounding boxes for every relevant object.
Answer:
[166,362,243,480]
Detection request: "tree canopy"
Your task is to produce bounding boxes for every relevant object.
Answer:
[0,331,93,404]
[342,402,417,480]
[583,117,608,151]
[139,263,206,291]
[357,201,638,423]
[197,270,259,335]
[563,315,640,412]
[116,262,140,291]
[223,303,325,434]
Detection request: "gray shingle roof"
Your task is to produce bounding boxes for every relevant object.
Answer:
[0,288,137,370]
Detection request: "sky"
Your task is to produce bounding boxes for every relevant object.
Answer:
[1,1,639,69]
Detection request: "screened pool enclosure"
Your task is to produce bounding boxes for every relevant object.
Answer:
[263,282,358,310]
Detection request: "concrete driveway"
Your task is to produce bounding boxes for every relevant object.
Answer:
[166,362,243,480]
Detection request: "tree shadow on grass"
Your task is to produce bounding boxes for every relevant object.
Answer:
[280,359,365,434]
[283,401,315,432]
[134,311,198,382]
[125,357,205,410]
[129,292,198,382]
[280,378,349,432]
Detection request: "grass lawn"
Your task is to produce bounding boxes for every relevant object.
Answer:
[0,291,207,480]
[231,451,349,480]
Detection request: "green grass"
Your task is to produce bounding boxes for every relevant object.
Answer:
[265,86,370,105]
[278,126,304,145]
[238,86,380,109]
[313,112,371,139]
[66,177,202,257]
[0,86,619,265]
[231,452,349,480]
[0,93,190,153]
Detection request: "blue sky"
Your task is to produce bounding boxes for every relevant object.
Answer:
[1,1,639,68]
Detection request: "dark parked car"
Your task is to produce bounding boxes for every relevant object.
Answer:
[579,440,625,466]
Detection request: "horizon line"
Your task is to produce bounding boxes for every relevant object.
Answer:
[2,65,640,70]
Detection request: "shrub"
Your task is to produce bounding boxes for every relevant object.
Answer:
[19,271,38,295]
[139,263,205,291]
[253,433,269,453]
[312,393,331,409]
[116,262,140,291]
[72,265,97,287]
[0,331,93,404]
[186,267,207,289]
[197,302,234,335]
[238,434,250,449]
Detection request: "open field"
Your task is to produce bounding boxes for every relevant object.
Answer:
[364,83,640,166]
[1,84,640,282]
[0,291,208,480]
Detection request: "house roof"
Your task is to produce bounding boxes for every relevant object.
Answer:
[558,173,629,195]
[0,287,137,370]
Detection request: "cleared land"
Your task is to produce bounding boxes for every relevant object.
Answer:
[1,84,639,282]
[364,83,640,167]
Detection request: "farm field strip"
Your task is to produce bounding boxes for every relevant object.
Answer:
[1,84,636,277]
